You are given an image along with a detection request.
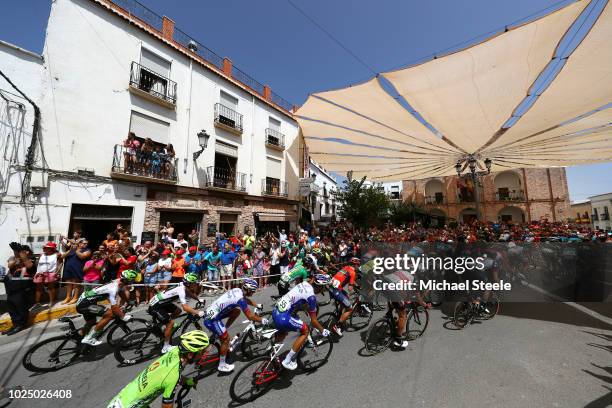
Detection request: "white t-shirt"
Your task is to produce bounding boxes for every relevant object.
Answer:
[37,253,57,274]
[158,258,172,271]
[270,247,280,266]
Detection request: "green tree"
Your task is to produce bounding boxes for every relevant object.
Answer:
[334,171,390,229]
[389,200,425,225]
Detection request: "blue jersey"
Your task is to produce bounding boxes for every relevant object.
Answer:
[204,288,248,320]
[275,282,317,314]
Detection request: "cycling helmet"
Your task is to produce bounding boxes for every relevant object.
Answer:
[179,330,209,353]
[312,247,321,254]
[313,273,331,286]
[120,269,138,282]
[350,257,361,265]
[183,273,199,284]
[242,278,259,291]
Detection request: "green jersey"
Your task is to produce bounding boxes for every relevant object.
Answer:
[108,347,181,408]
[280,264,309,284]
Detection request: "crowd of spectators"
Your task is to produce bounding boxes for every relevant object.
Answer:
[2,217,610,335]
[122,132,176,179]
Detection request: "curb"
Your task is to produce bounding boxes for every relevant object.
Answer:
[0,304,77,332]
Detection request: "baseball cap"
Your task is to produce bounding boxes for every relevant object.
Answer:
[189,246,197,252]
[43,242,57,249]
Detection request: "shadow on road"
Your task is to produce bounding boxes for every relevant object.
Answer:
[497,302,612,330]
[584,331,612,408]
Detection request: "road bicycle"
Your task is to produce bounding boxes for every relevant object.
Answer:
[229,328,333,403]
[453,293,500,329]
[318,291,373,336]
[114,301,207,366]
[364,301,430,355]
[22,314,146,372]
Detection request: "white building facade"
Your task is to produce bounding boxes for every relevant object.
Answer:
[308,158,337,224]
[590,193,612,230]
[0,0,301,262]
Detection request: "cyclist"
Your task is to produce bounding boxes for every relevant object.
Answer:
[328,257,360,336]
[277,254,319,297]
[107,330,209,408]
[148,273,205,353]
[77,269,137,346]
[272,273,331,370]
[203,278,268,373]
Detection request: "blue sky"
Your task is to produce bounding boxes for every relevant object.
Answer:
[1,0,610,201]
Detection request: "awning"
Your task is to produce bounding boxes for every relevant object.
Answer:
[297,0,612,180]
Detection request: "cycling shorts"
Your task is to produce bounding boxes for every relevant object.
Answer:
[272,309,304,333]
[148,302,180,324]
[328,287,351,309]
[203,318,226,337]
[76,299,107,322]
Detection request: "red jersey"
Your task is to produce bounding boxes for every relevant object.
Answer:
[331,266,356,290]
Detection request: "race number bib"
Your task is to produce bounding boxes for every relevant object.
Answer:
[276,297,290,313]
[331,278,342,289]
[205,304,221,320]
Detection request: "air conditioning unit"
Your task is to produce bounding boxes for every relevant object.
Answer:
[30,171,48,195]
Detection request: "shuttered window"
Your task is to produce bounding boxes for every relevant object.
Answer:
[266,157,282,177]
[129,111,170,143]
[215,141,238,158]
[220,91,238,110]
[140,48,170,77]
[269,117,281,131]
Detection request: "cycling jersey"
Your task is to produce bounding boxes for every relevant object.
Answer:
[77,280,119,306]
[107,346,181,408]
[204,288,249,321]
[331,266,356,290]
[149,283,188,307]
[280,264,309,285]
[275,282,317,314]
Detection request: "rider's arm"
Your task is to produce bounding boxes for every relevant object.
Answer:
[160,368,181,408]
[307,296,324,331]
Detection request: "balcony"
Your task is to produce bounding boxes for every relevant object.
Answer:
[111,144,177,184]
[425,195,446,205]
[457,193,476,203]
[495,190,525,201]
[592,214,599,221]
[205,167,246,193]
[261,179,288,197]
[214,103,243,135]
[128,61,177,108]
[265,128,285,150]
[600,213,610,221]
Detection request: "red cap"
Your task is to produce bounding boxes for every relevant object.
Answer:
[162,249,171,255]
[176,249,185,255]
[189,246,197,252]
[43,242,57,250]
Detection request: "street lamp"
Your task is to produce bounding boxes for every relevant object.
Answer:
[455,155,493,221]
[193,130,210,161]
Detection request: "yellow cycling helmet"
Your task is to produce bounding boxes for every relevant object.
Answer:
[179,330,209,353]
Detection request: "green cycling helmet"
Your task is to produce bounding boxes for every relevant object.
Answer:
[180,330,209,353]
[120,269,138,282]
[183,273,199,284]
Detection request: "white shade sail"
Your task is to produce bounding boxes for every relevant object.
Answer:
[298,0,612,180]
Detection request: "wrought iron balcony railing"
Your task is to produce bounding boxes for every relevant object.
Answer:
[600,213,610,221]
[129,61,177,104]
[495,190,525,201]
[205,167,246,192]
[265,128,285,149]
[111,144,177,183]
[457,193,476,203]
[214,103,243,133]
[592,214,599,221]
[425,195,446,204]
[261,179,288,197]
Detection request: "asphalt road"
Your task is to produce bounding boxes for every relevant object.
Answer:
[0,286,611,408]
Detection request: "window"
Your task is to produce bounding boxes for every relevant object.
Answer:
[220,91,238,111]
[140,49,170,76]
[266,157,282,177]
[269,117,281,132]
[135,49,174,102]
[129,111,169,144]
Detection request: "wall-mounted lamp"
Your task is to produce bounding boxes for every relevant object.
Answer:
[193,129,210,161]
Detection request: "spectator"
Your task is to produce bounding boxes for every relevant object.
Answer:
[163,143,175,179]
[2,243,35,335]
[157,249,173,290]
[103,232,118,249]
[219,243,237,290]
[242,227,255,256]
[123,132,139,173]
[252,244,265,288]
[32,242,60,308]
[83,251,104,288]
[171,249,186,283]
[60,238,91,304]
[142,252,159,302]
[171,233,188,249]
[204,245,221,291]
[188,229,200,247]
[278,226,287,244]
[278,241,290,276]
[269,240,280,284]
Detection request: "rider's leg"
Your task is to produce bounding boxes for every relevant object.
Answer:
[94,309,114,332]
[339,307,353,324]
[225,308,240,329]
[283,323,309,367]
[396,309,407,339]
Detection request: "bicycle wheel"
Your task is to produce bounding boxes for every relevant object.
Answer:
[180,317,204,335]
[364,317,393,355]
[240,329,270,361]
[22,335,81,372]
[316,290,331,307]
[317,312,337,330]
[406,308,429,339]
[114,328,163,365]
[297,332,333,371]
[453,302,469,329]
[106,318,148,347]
[186,342,220,378]
[348,303,373,331]
[229,355,280,403]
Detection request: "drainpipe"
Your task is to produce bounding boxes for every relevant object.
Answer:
[184,59,194,174]
[0,69,41,204]
[547,169,556,222]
